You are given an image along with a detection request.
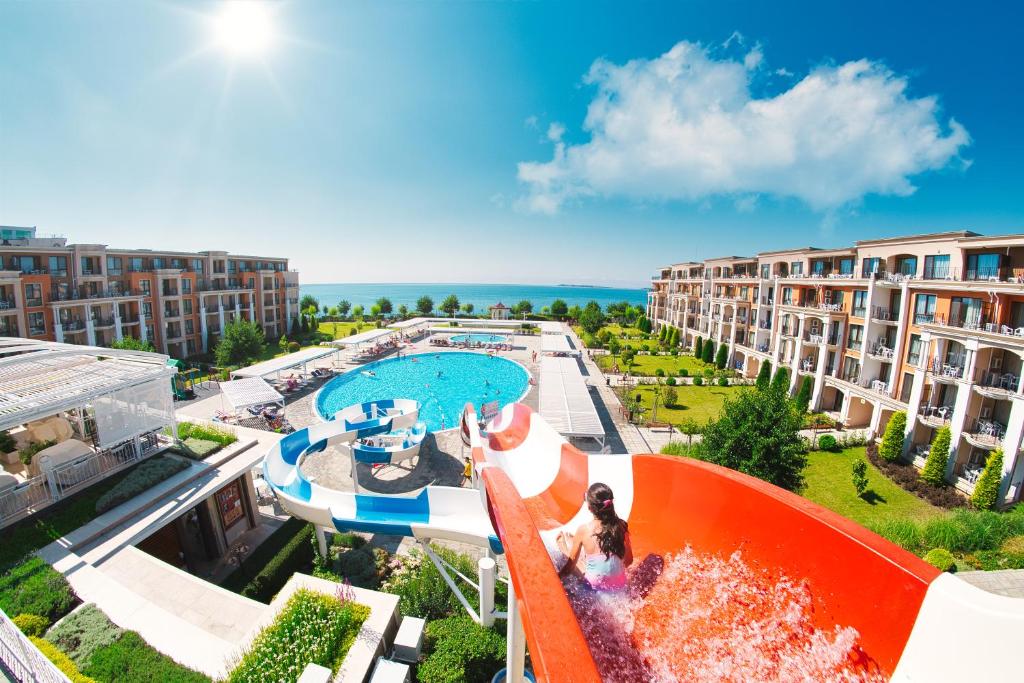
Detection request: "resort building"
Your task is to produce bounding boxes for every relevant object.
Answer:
[648,230,1024,508]
[0,226,300,359]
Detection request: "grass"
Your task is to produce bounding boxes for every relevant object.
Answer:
[801,447,943,528]
[84,630,210,682]
[94,456,190,514]
[598,353,713,377]
[0,555,76,621]
[318,321,377,339]
[628,383,741,425]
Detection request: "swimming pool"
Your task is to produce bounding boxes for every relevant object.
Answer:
[449,334,509,344]
[316,352,530,431]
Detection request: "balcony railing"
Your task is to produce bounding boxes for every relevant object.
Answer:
[50,287,142,302]
[852,307,867,317]
[927,356,964,379]
[965,418,1006,445]
[871,306,896,322]
[918,404,953,425]
[913,313,935,325]
[868,341,895,359]
[978,370,1019,392]
[92,316,116,328]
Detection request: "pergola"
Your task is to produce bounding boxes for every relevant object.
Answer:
[230,346,341,380]
[538,355,604,445]
[331,328,397,349]
[218,377,285,412]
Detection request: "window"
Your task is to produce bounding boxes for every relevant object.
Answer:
[48,256,68,276]
[183,299,193,315]
[899,373,914,403]
[24,283,42,307]
[106,256,122,275]
[139,279,151,295]
[831,290,845,309]
[28,312,45,336]
[847,324,864,350]
[18,256,37,273]
[838,257,854,275]
[1011,302,1024,329]
[861,257,881,277]
[186,339,196,355]
[897,256,917,276]
[914,294,936,324]
[182,279,192,294]
[790,261,803,276]
[185,319,194,335]
[145,324,154,341]
[906,335,922,365]
[171,258,183,269]
[129,257,145,272]
[143,302,153,319]
[950,296,983,327]
[760,264,770,279]
[811,260,826,276]
[852,290,867,316]
[842,357,860,383]
[924,254,951,279]
[966,253,1001,280]
[152,258,164,269]
[781,287,793,305]
[191,258,203,273]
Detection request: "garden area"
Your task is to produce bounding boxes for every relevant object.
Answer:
[624,383,741,426]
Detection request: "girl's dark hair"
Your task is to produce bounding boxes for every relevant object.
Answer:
[587,482,626,559]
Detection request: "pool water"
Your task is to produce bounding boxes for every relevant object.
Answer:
[449,333,509,344]
[316,352,529,431]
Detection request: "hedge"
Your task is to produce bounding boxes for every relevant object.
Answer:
[418,615,506,683]
[30,636,95,683]
[46,604,124,668]
[84,631,210,683]
[0,556,76,622]
[94,456,190,513]
[923,548,956,572]
[222,518,314,602]
[13,613,49,637]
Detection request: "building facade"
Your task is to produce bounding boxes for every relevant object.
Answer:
[0,226,299,359]
[647,230,1024,508]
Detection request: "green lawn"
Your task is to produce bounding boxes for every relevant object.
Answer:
[801,447,943,527]
[318,320,376,339]
[597,353,714,377]
[629,383,742,425]
[574,324,660,351]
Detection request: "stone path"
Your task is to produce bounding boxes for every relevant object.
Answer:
[957,569,1024,598]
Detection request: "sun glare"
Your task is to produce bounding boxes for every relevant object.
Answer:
[211,1,277,59]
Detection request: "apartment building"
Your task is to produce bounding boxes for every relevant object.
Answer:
[0,226,300,359]
[648,230,1024,508]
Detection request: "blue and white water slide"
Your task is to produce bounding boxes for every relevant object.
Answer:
[263,398,503,554]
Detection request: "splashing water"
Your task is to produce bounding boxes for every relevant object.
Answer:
[563,547,888,682]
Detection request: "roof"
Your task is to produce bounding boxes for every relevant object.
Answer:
[231,346,339,378]
[541,335,576,354]
[331,328,396,346]
[219,377,285,410]
[389,317,430,330]
[0,338,175,431]
[539,356,604,439]
[489,302,509,309]
[854,230,978,247]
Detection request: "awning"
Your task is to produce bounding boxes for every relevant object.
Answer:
[230,346,339,379]
[331,328,396,347]
[539,322,563,334]
[539,356,604,440]
[219,377,285,411]
[541,335,576,355]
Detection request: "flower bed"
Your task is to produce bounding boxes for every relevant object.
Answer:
[0,556,76,622]
[228,588,368,683]
[221,518,314,602]
[866,442,967,510]
[94,455,190,513]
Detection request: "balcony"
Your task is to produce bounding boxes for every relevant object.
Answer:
[756,343,770,353]
[851,307,866,318]
[847,340,863,352]
[198,280,254,293]
[868,379,889,395]
[867,341,895,360]
[871,306,898,323]
[92,316,116,329]
[817,302,842,313]
[0,298,17,310]
[799,358,817,374]
[974,371,1020,398]
[963,418,1005,449]
[917,404,953,428]
[927,356,965,382]
[163,307,181,319]
[758,319,772,330]
[805,333,824,345]
[49,287,142,302]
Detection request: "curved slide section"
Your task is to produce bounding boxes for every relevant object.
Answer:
[263,400,503,555]
[347,422,427,465]
[466,402,1024,683]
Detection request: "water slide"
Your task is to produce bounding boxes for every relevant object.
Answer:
[465,402,1024,682]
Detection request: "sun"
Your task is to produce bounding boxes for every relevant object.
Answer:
[210,1,277,59]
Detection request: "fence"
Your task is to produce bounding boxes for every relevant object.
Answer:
[0,431,162,529]
[0,608,71,683]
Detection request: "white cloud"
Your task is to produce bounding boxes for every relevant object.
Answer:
[743,45,763,71]
[775,67,794,77]
[517,41,970,213]
[546,122,565,142]
[524,115,539,129]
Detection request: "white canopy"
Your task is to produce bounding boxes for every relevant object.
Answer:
[541,334,576,355]
[231,346,339,379]
[428,327,516,336]
[219,377,285,411]
[389,317,430,330]
[539,321,564,334]
[539,356,604,441]
[332,328,396,347]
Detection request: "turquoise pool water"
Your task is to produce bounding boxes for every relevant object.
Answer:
[316,352,529,431]
[449,333,509,344]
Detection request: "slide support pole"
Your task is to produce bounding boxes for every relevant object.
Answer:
[506,583,526,682]
[479,557,496,628]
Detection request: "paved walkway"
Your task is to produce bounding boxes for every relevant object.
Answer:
[957,569,1024,598]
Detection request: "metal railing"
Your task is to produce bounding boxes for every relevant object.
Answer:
[0,607,72,683]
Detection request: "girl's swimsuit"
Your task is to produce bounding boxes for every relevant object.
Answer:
[584,552,627,591]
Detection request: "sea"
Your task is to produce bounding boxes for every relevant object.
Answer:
[299,283,648,313]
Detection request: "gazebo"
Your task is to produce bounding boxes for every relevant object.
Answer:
[489,302,511,320]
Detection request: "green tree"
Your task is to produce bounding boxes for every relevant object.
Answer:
[440,294,460,317]
[794,375,813,413]
[375,297,393,317]
[278,334,288,354]
[398,304,409,319]
[698,384,807,491]
[970,449,1004,510]
[337,300,351,318]
[567,304,582,322]
[636,316,652,334]
[679,418,701,446]
[663,384,678,408]
[462,303,475,316]
[920,425,952,485]
[714,343,728,370]
[290,316,300,336]
[701,339,714,364]
[694,336,703,359]
[620,347,636,372]
[513,300,533,316]
[608,338,621,355]
[878,411,908,462]
[214,319,266,367]
[416,295,434,316]
[755,360,772,390]
[352,304,365,319]
[852,459,869,498]
[770,366,789,394]
[109,336,157,353]
[578,300,605,335]
[659,326,668,343]
[370,303,382,319]
[299,294,319,312]
[328,306,339,316]
[550,299,568,319]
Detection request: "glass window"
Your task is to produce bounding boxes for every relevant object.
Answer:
[791,261,803,275]
[812,260,826,275]
[182,279,192,294]
[847,324,864,349]
[48,255,67,276]
[183,299,193,315]
[152,258,164,269]
[106,256,122,275]
[852,290,867,315]
[839,257,854,275]
[897,256,917,276]
[950,296,983,327]
[782,287,793,305]
[861,257,881,277]
[185,319,194,335]
[129,257,144,272]
[143,302,153,318]
[907,335,922,365]
[1011,302,1024,329]
[18,256,37,273]
[171,258,182,269]
[924,254,951,279]
[28,312,45,335]
[967,253,1001,280]
[914,294,936,324]
[191,259,203,273]
[23,283,42,306]
[760,264,770,279]
[139,279,151,295]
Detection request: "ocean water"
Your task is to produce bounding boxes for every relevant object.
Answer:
[299,283,647,314]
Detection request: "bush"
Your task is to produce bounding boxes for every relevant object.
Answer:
[692,376,703,387]
[1002,535,1024,560]
[923,548,956,572]
[228,589,368,683]
[46,604,123,668]
[95,456,189,513]
[665,376,676,386]
[176,422,237,446]
[717,377,729,387]
[818,434,838,452]
[921,517,963,552]
[662,386,677,408]
[677,368,688,377]
[971,449,1004,510]
[660,441,697,457]
[418,615,506,683]
[866,443,967,510]
[851,459,868,497]
[335,547,382,589]
[714,344,728,370]
[655,368,665,377]
[381,547,506,622]
[13,613,49,637]
[920,426,951,486]
[755,361,772,390]
[694,336,703,358]
[794,376,812,413]
[84,631,209,683]
[332,532,367,549]
[19,439,56,466]
[878,411,907,462]
[871,519,923,553]
[701,340,714,364]
[287,341,300,353]
[0,556,76,622]
[0,429,16,453]
[236,522,315,603]
[30,636,95,683]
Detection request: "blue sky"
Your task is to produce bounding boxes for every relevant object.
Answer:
[1,1,1021,287]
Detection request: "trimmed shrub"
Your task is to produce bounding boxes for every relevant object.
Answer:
[45,604,123,668]
[0,556,76,622]
[677,368,688,377]
[287,341,300,353]
[971,449,1004,510]
[866,443,967,510]
[228,589,368,683]
[920,426,951,486]
[655,368,665,377]
[714,344,728,370]
[95,456,189,513]
[84,631,209,683]
[418,615,506,683]
[717,376,729,387]
[221,519,314,601]
[29,636,95,683]
[871,519,923,553]
[692,376,703,387]
[817,434,838,452]
[878,411,907,463]
[923,548,956,572]
[13,613,49,637]
[794,376,812,413]
[851,459,868,497]
[662,386,678,408]
[755,361,772,390]
[770,367,789,394]
[701,340,714,364]
[694,336,703,359]
[665,377,676,386]
[0,429,16,453]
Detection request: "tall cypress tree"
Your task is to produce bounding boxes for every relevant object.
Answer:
[701,339,715,364]
[694,336,703,358]
[755,360,772,390]
[795,375,813,413]
[770,366,789,393]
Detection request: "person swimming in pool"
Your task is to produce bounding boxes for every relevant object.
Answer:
[556,482,632,591]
